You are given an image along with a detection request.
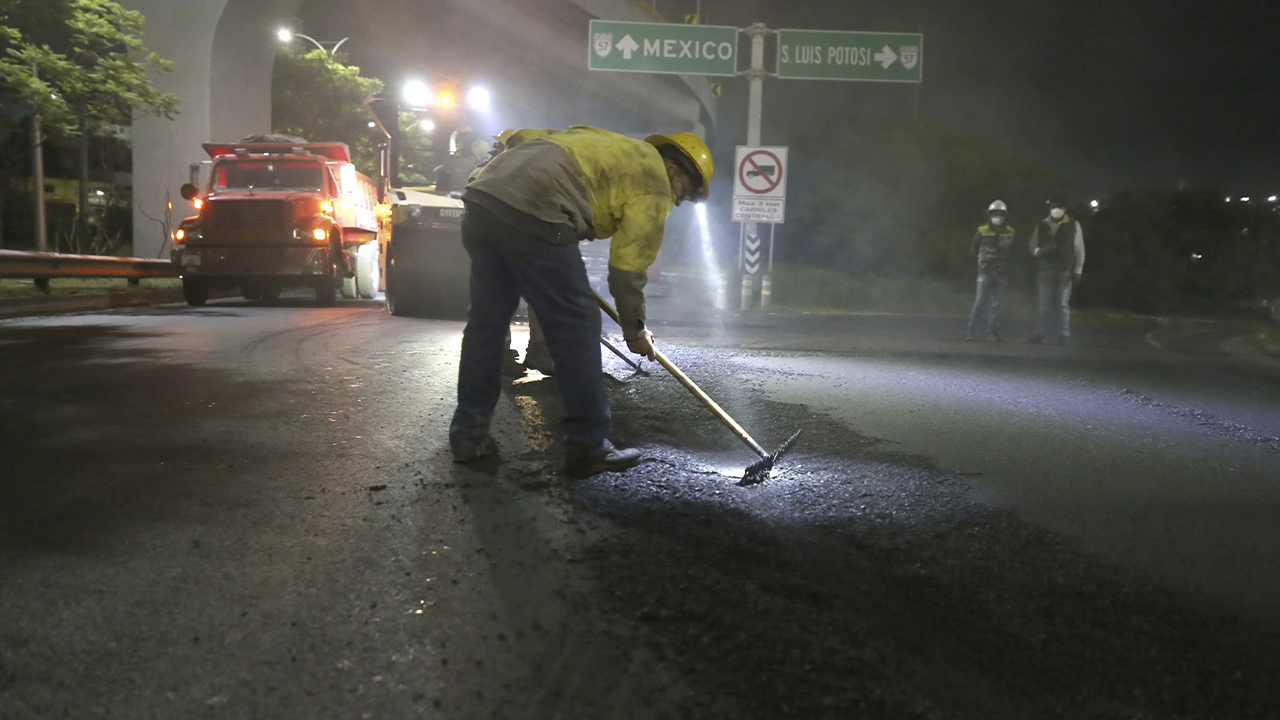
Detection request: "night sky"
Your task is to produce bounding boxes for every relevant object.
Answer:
[292,0,1280,198]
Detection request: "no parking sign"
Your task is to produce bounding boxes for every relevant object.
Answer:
[732,146,787,223]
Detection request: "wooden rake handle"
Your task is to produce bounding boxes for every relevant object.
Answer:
[591,289,768,459]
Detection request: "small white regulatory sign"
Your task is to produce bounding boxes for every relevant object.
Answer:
[733,146,787,224]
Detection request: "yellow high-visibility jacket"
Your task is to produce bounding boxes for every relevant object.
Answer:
[463,126,675,338]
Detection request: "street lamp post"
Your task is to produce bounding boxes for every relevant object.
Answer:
[276,28,348,55]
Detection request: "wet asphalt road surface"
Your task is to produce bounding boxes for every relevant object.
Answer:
[2,293,1279,719]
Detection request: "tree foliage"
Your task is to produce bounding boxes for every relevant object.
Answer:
[271,46,386,176]
[0,0,179,139]
[780,115,1069,280]
[1081,189,1280,314]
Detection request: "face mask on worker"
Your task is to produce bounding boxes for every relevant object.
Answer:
[990,214,1004,226]
[1050,207,1065,220]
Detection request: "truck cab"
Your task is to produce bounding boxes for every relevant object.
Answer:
[172,142,379,307]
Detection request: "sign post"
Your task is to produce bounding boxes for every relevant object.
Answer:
[738,24,768,310]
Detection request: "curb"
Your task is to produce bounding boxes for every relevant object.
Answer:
[0,287,240,320]
[0,288,188,319]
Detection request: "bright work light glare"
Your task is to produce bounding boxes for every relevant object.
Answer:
[694,202,725,308]
[696,204,714,257]
[468,87,491,111]
[402,80,431,108]
[420,119,435,132]
[276,28,292,43]
[438,93,454,107]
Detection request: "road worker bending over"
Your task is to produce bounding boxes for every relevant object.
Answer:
[448,126,713,478]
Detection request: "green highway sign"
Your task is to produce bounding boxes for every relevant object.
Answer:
[777,29,923,82]
[588,20,738,76]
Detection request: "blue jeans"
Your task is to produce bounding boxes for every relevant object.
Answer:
[449,203,610,460]
[1035,269,1074,339]
[967,272,1007,335]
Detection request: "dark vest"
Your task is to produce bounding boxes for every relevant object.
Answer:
[974,224,1014,274]
[1036,218,1076,271]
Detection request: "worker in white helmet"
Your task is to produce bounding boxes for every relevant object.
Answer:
[967,200,1016,341]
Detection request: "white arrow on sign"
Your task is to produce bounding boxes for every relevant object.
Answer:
[617,34,639,59]
[874,45,898,69]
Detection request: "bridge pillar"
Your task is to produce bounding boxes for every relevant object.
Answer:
[119,0,302,259]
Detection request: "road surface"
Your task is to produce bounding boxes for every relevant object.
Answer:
[2,294,1278,718]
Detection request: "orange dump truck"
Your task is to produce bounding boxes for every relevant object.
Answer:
[172,141,380,306]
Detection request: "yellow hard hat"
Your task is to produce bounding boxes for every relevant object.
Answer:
[492,129,518,146]
[646,132,713,201]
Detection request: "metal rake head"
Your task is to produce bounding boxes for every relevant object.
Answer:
[740,429,802,486]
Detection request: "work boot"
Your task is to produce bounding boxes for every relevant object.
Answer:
[563,439,642,478]
[965,332,975,342]
[1024,335,1046,344]
[523,341,556,375]
[452,435,498,463]
[987,331,1001,342]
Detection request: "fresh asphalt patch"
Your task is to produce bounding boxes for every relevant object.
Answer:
[497,345,1280,719]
